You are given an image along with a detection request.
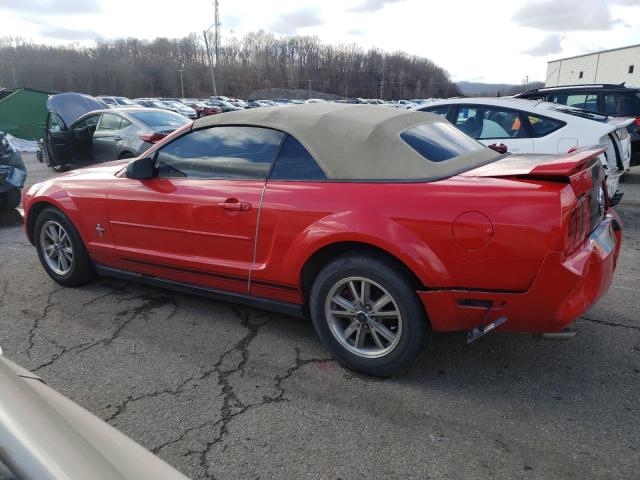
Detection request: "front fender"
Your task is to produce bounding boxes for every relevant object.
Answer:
[23,182,83,244]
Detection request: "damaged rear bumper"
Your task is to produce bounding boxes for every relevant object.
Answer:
[419,211,622,334]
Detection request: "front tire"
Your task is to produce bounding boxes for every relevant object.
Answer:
[310,253,430,376]
[34,207,95,286]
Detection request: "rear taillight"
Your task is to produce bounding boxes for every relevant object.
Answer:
[635,117,640,127]
[565,196,590,256]
[140,133,167,144]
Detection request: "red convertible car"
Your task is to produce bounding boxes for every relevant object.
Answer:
[23,104,621,376]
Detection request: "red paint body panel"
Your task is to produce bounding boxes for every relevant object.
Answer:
[22,146,621,334]
[420,212,621,332]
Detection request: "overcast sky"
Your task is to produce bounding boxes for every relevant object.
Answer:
[1,0,639,84]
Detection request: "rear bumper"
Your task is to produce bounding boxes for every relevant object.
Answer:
[419,211,622,333]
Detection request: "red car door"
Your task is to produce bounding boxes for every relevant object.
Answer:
[106,125,285,294]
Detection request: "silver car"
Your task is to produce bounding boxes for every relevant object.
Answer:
[0,353,188,480]
[42,93,190,171]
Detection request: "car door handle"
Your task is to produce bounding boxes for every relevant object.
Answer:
[112,136,123,141]
[217,200,252,212]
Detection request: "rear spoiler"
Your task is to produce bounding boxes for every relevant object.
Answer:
[463,146,606,197]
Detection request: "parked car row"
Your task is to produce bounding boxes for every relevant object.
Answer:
[40,93,191,172]
[38,83,640,208]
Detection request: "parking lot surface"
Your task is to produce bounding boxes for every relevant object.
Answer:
[1,153,639,479]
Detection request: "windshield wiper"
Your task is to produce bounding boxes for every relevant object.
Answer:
[554,107,608,120]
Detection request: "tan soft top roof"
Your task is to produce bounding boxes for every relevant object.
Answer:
[193,103,499,181]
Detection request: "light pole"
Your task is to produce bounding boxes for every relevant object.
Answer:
[178,64,184,98]
[203,29,218,96]
[203,1,221,97]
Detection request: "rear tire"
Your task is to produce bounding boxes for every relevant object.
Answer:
[310,253,430,377]
[51,162,68,172]
[34,207,95,287]
[0,188,21,211]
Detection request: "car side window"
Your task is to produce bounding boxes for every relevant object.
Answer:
[47,112,67,133]
[565,94,599,112]
[454,106,527,139]
[270,135,327,181]
[72,115,100,135]
[155,126,284,180]
[97,113,123,131]
[421,106,450,118]
[603,93,638,116]
[527,115,565,137]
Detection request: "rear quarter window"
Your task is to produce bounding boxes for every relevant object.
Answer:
[270,135,327,181]
[527,114,566,137]
[400,122,484,162]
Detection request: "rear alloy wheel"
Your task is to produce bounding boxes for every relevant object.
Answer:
[325,277,403,358]
[310,254,430,376]
[34,208,95,286]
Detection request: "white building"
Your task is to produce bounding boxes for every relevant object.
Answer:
[545,44,640,87]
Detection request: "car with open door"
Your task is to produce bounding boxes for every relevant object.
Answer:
[41,93,190,172]
[415,97,633,204]
[23,104,622,376]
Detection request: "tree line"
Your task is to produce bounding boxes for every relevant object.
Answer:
[0,32,459,100]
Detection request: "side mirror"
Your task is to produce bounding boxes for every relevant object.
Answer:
[125,156,154,180]
[488,143,508,154]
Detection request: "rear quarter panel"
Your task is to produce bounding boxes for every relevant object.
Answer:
[254,177,566,303]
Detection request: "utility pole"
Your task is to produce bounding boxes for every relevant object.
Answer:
[178,64,185,98]
[379,80,384,99]
[214,0,220,64]
[523,75,529,90]
[307,80,312,99]
[203,30,218,96]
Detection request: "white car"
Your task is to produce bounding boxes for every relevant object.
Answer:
[393,99,418,109]
[415,97,633,202]
[159,100,197,119]
[96,96,137,109]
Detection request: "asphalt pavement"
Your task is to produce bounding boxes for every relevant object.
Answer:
[0,153,638,479]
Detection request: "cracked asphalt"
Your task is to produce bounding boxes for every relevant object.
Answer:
[1,154,639,479]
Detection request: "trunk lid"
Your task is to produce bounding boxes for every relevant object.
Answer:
[463,147,608,255]
[47,93,108,127]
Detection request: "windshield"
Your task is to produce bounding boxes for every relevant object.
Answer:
[130,110,190,128]
[115,97,135,105]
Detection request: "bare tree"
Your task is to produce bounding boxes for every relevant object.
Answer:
[0,33,459,99]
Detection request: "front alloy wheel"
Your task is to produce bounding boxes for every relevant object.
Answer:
[34,207,95,286]
[40,220,74,275]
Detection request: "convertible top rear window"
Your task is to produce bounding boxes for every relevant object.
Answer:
[400,122,484,162]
